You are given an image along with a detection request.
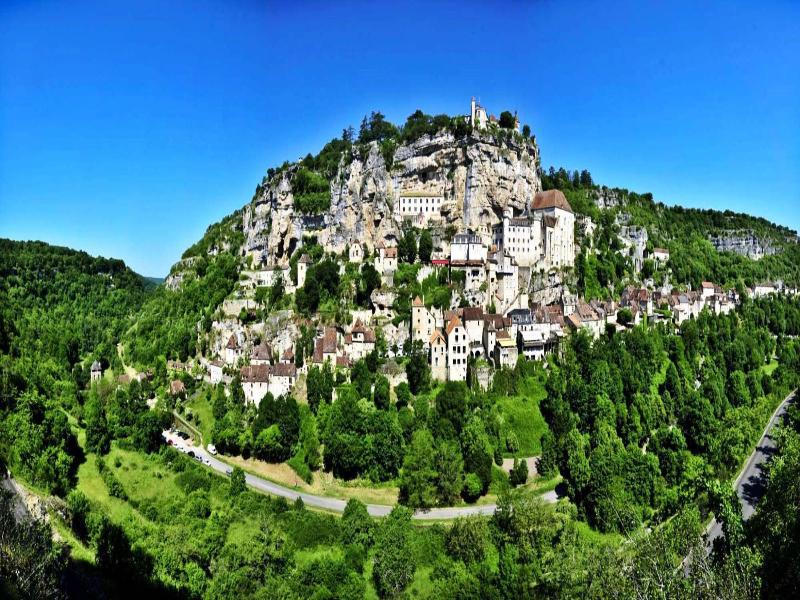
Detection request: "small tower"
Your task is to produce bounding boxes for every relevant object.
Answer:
[297,254,311,288]
[90,360,102,382]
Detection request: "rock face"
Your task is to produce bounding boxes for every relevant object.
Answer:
[243,129,541,266]
[708,231,777,260]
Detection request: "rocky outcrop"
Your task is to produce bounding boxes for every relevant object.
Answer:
[708,231,777,260]
[243,129,541,266]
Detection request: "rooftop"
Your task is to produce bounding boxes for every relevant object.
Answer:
[532,189,573,213]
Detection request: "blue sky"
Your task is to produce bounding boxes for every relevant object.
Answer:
[1,0,798,276]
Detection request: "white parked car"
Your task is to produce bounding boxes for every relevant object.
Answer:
[206,444,217,455]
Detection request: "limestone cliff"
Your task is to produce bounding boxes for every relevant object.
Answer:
[242,129,541,266]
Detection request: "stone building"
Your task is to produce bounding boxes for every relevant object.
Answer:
[445,316,468,382]
[297,254,311,288]
[492,190,575,272]
[90,360,103,382]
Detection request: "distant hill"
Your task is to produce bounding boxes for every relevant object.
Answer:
[0,238,153,383]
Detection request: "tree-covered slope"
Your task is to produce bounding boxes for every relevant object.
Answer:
[122,212,244,367]
[0,239,152,387]
[0,239,152,496]
[542,167,800,290]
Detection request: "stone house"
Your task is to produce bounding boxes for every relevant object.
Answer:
[90,360,103,382]
[429,329,448,381]
[445,316,468,382]
[208,360,224,384]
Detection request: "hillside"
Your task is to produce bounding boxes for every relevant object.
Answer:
[540,167,800,295]
[0,238,153,383]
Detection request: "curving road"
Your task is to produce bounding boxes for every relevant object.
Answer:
[162,431,558,519]
[704,389,796,549]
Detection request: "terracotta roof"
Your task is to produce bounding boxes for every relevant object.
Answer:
[576,301,600,321]
[252,343,272,361]
[271,363,296,378]
[210,359,224,368]
[384,247,397,258]
[532,189,573,213]
[298,254,312,264]
[450,259,484,267]
[240,364,270,383]
[281,347,294,361]
[322,327,337,353]
[430,329,446,345]
[445,316,463,335]
[226,334,238,350]
[412,296,424,307]
[336,356,351,368]
[566,313,582,329]
[484,313,511,330]
[496,329,511,340]
[701,281,714,288]
[170,380,185,394]
[545,304,564,316]
[462,307,484,322]
[542,215,558,228]
[313,338,323,363]
[653,247,669,254]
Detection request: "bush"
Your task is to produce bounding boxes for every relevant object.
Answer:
[229,466,246,497]
[509,459,528,486]
[287,450,313,484]
[462,473,482,503]
[445,517,489,564]
[66,490,91,540]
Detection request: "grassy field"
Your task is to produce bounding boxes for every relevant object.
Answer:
[182,390,215,443]
[497,375,549,456]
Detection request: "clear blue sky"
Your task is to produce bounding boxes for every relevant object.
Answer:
[1,0,798,276]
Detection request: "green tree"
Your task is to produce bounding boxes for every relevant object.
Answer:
[229,466,246,496]
[373,506,415,598]
[498,111,516,129]
[405,342,430,395]
[418,230,433,263]
[509,458,528,486]
[435,381,469,435]
[373,374,391,409]
[445,517,489,564]
[84,391,111,455]
[460,417,494,495]
[341,498,374,548]
[398,229,417,264]
[399,429,438,508]
[435,440,464,506]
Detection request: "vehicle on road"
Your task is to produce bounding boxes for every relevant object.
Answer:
[206,444,217,455]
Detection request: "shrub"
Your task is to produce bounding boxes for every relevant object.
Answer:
[509,459,528,486]
[462,473,482,503]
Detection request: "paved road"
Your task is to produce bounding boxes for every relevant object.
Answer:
[163,431,558,519]
[705,389,796,548]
